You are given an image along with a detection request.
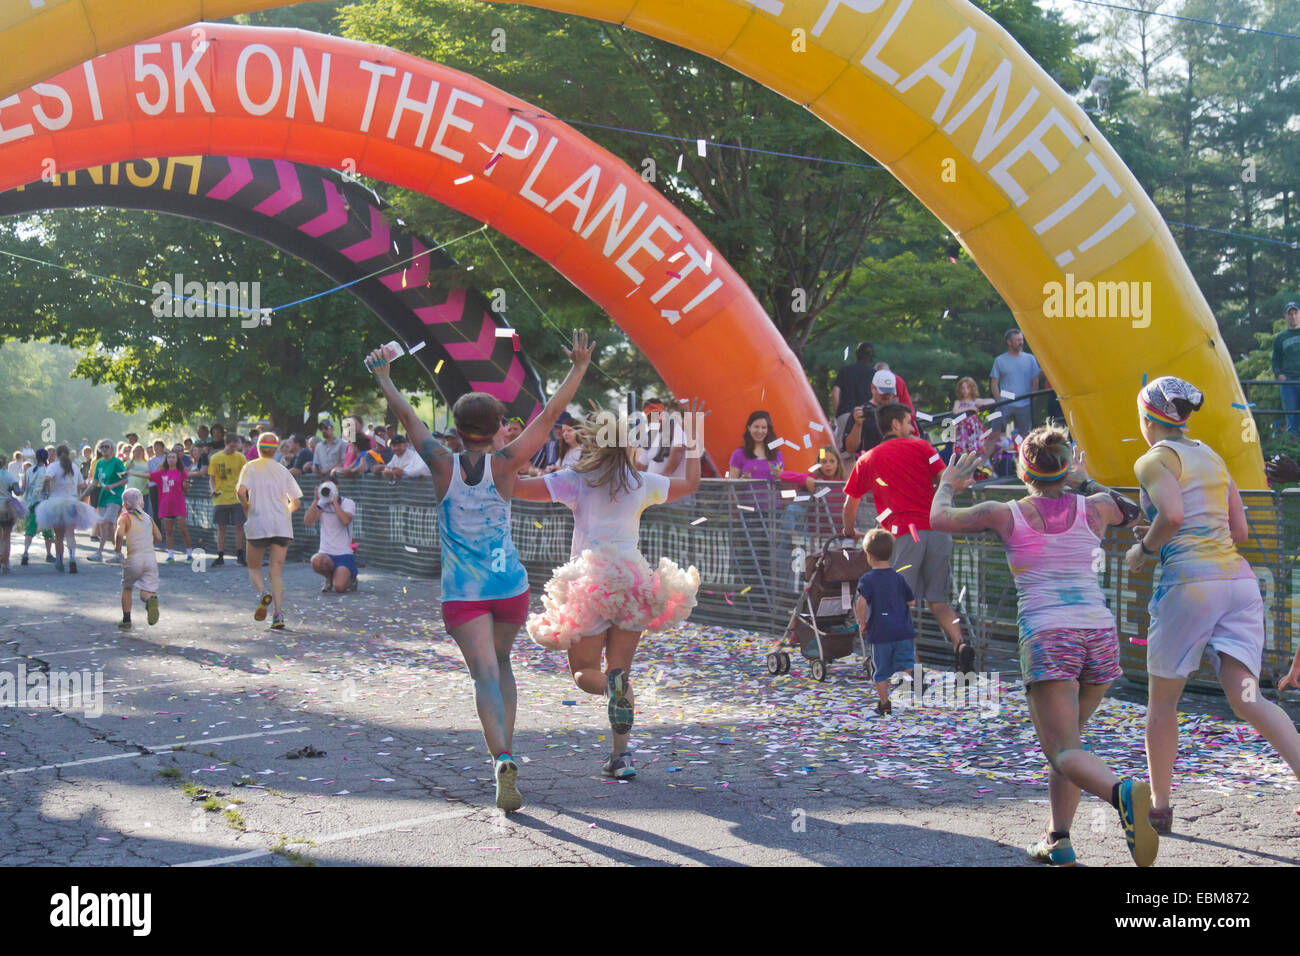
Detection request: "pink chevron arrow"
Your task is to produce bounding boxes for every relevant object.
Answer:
[380,238,430,291]
[414,288,466,326]
[206,157,252,200]
[340,206,392,262]
[253,160,303,217]
[299,179,347,237]
[445,314,498,362]
[470,357,526,403]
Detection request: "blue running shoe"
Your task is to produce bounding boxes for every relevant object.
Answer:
[1118,779,1159,867]
[1026,834,1076,866]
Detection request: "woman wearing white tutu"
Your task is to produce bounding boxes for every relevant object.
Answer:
[35,445,99,573]
[513,399,705,778]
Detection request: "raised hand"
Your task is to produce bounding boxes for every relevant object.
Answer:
[1067,445,1090,489]
[561,329,594,369]
[940,451,982,492]
[365,348,392,380]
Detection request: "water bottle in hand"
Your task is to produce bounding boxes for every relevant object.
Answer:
[365,341,404,371]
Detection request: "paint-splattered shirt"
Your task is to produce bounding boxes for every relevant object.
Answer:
[438,454,528,602]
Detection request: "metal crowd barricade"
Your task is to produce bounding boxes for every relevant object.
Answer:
[183,475,1300,690]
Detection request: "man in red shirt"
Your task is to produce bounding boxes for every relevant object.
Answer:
[840,403,974,672]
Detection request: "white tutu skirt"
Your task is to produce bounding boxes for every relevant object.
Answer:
[0,497,26,524]
[36,497,99,531]
[526,544,701,651]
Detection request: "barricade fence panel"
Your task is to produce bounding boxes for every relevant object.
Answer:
[182,477,1300,689]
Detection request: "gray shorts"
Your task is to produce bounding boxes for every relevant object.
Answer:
[212,504,245,527]
[122,553,160,594]
[98,502,121,524]
[892,530,954,604]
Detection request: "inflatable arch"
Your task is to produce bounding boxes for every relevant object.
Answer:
[0,1,1263,487]
[1,155,547,424]
[0,23,829,472]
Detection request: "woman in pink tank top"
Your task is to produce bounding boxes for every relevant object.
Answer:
[931,426,1158,867]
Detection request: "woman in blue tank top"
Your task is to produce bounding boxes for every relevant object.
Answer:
[367,331,594,813]
[1125,377,1300,835]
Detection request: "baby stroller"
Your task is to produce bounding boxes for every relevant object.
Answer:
[767,537,871,682]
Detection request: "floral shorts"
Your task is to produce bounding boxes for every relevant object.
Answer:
[1019,626,1122,686]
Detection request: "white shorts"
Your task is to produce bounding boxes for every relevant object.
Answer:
[122,553,160,594]
[1147,577,1264,679]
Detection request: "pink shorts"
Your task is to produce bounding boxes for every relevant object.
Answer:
[442,590,530,629]
[1019,626,1123,686]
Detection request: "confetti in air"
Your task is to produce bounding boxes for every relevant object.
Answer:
[696,138,707,157]
[690,516,708,525]
[434,360,445,374]
[453,174,474,185]
[809,422,824,432]
[661,310,681,324]
[408,341,427,355]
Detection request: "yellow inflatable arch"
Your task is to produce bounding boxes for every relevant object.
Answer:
[0,0,1264,487]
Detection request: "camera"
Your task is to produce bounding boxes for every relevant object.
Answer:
[318,481,337,501]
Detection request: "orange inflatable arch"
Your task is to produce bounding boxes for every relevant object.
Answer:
[0,23,830,470]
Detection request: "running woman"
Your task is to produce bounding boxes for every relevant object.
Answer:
[20,447,54,566]
[1125,376,1300,834]
[931,427,1158,866]
[365,330,594,812]
[114,488,161,631]
[512,401,704,779]
[0,463,23,574]
[235,433,303,630]
[149,450,192,563]
[36,445,98,573]
[90,438,127,562]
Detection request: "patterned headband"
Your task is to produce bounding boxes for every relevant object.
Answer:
[1139,376,1203,428]
[1018,442,1069,481]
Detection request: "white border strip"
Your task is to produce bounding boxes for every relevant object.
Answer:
[0,726,308,776]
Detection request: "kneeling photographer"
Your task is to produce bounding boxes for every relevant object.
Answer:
[304,480,358,593]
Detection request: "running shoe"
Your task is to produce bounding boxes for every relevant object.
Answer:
[495,757,523,812]
[164,553,174,564]
[606,668,634,735]
[1117,779,1159,867]
[873,700,892,717]
[1026,834,1076,866]
[20,555,28,566]
[1148,806,1173,835]
[236,552,247,566]
[270,613,285,630]
[253,592,273,621]
[211,556,225,567]
[602,752,637,779]
[321,582,334,593]
[68,561,77,574]
[45,554,54,563]
[106,552,122,564]
[117,620,131,631]
[955,641,975,674]
[146,595,160,626]
[86,553,100,562]
[54,560,64,573]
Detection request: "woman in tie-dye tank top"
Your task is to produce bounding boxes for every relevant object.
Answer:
[933,426,1157,867]
[366,331,595,815]
[1125,377,1300,835]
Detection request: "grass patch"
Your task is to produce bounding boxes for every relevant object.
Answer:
[180,781,204,799]
[270,835,317,867]
[223,808,248,832]
[156,766,182,780]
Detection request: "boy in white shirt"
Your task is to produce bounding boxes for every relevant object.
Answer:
[304,480,358,593]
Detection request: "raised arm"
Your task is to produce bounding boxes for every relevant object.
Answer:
[929,452,1013,537]
[498,330,594,476]
[365,348,450,485]
[665,399,705,503]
